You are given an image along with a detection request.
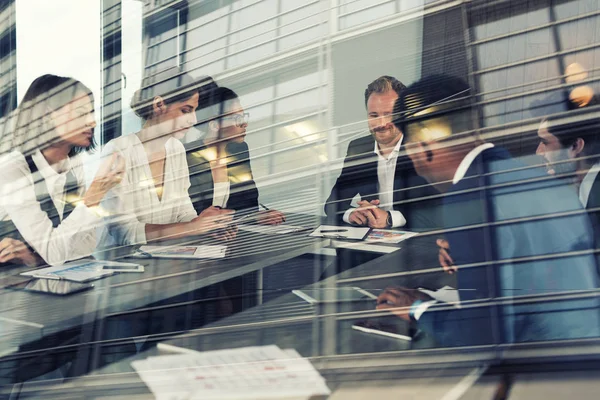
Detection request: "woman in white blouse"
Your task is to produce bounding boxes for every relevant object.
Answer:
[0,74,124,266]
[100,69,233,246]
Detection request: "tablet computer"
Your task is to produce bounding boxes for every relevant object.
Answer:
[5,278,94,296]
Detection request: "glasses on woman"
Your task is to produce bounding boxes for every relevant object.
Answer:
[221,112,250,128]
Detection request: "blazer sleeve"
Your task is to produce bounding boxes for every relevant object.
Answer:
[417,303,496,347]
[324,140,376,223]
[226,142,259,213]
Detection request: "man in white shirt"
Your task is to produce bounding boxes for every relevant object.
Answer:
[324,76,438,230]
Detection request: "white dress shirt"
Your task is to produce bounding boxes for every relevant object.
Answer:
[213,182,231,208]
[414,142,496,320]
[0,150,101,265]
[99,135,198,245]
[579,161,600,208]
[342,137,407,227]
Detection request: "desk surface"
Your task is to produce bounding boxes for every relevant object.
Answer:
[0,214,324,355]
[6,234,600,399]
[2,234,465,398]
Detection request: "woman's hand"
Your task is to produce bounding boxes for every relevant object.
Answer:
[84,153,126,208]
[210,225,238,241]
[256,210,286,225]
[0,238,42,267]
[189,206,235,234]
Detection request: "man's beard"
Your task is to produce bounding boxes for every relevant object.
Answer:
[370,128,400,145]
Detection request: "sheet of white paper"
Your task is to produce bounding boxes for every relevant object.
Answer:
[309,225,370,240]
[138,244,227,259]
[132,345,330,400]
[238,224,309,235]
[419,285,460,304]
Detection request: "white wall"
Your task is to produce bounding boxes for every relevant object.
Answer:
[16,0,101,183]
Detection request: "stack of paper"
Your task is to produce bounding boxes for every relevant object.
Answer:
[238,224,312,235]
[135,244,227,259]
[131,345,331,400]
[365,229,418,244]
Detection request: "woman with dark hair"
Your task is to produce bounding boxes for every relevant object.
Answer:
[188,86,285,224]
[100,69,234,246]
[0,74,124,266]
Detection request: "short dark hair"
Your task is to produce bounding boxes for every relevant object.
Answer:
[12,74,96,157]
[393,74,474,142]
[530,88,600,156]
[364,76,406,107]
[196,86,241,130]
[130,67,215,121]
[544,101,600,160]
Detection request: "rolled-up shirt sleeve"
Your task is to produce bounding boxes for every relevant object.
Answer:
[212,182,231,209]
[0,153,101,265]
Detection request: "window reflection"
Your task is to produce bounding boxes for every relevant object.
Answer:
[1,0,600,397]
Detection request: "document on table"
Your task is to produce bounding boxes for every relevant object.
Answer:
[365,229,418,244]
[134,244,227,259]
[238,224,312,235]
[20,260,138,282]
[309,225,370,240]
[131,345,331,400]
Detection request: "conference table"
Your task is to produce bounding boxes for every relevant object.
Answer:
[8,230,600,399]
[0,229,479,398]
[0,213,338,382]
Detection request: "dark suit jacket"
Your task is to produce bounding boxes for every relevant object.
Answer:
[186,141,259,214]
[586,171,600,244]
[324,135,441,230]
[418,147,600,346]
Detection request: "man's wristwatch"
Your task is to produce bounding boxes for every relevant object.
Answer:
[386,211,393,228]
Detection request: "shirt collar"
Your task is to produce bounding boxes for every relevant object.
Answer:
[452,143,495,185]
[32,149,71,180]
[579,161,600,207]
[374,135,404,161]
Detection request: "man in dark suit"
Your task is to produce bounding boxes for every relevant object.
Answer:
[535,108,600,241]
[376,74,600,347]
[324,76,439,230]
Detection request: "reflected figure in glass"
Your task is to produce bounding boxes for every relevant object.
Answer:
[377,74,600,346]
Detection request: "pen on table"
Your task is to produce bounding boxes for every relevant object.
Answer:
[136,249,153,258]
[157,343,202,355]
[320,229,348,233]
[259,203,286,222]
